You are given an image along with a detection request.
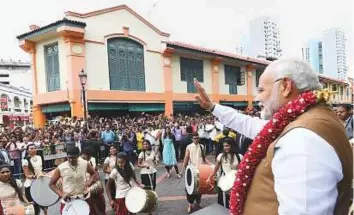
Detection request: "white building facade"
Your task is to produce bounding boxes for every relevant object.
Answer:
[0,84,32,125]
[248,16,282,59]
[323,28,348,80]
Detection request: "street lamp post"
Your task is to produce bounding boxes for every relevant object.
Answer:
[78,69,88,121]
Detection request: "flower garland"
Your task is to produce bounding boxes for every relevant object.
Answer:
[229,89,331,215]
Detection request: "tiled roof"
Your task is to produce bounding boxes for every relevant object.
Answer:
[166,41,270,66]
[318,74,348,85]
[17,18,86,40]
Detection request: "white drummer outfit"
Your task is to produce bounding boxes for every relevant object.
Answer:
[0,179,24,212]
[109,163,138,215]
[57,158,89,214]
[185,142,205,205]
[22,155,46,215]
[138,150,157,191]
[109,164,138,199]
[216,153,242,208]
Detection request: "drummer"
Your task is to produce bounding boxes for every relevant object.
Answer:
[206,137,242,208]
[48,146,96,214]
[182,132,207,214]
[137,140,157,191]
[80,147,106,214]
[106,152,143,215]
[22,144,48,215]
[0,160,30,214]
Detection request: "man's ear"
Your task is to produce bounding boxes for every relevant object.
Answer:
[280,78,292,98]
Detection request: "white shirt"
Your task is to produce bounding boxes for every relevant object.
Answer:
[186,143,204,166]
[138,151,157,175]
[109,165,137,199]
[213,104,343,215]
[216,153,243,175]
[104,156,116,180]
[22,155,43,187]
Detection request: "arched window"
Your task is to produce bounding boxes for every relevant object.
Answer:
[14,96,21,110]
[107,38,145,91]
[24,98,28,109]
[0,94,9,111]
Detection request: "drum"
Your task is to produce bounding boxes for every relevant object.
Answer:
[185,164,215,195]
[30,176,59,207]
[88,181,103,196]
[62,199,90,215]
[125,187,158,213]
[1,198,35,215]
[47,169,63,190]
[217,170,237,194]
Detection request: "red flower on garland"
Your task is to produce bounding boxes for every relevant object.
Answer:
[229,91,319,215]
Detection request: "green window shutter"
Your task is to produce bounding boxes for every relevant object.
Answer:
[239,71,245,85]
[45,43,60,92]
[136,49,145,91]
[224,65,239,94]
[229,85,237,94]
[108,38,145,91]
[180,58,203,93]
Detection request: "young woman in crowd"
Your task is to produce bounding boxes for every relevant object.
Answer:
[162,127,180,179]
[207,137,243,208]
[22,144,48,215]
[137,140,157,191]
[106,152,143,215]
[0,160,30,215]
[103,145,117,200]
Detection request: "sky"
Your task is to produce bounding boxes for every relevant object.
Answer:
[0,0,352,75]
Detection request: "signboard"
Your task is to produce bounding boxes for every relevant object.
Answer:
[1,96,8,110]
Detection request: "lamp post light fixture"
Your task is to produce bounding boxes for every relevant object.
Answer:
[78,69,88,121]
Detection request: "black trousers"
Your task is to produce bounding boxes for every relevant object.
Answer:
[217,188,230,208]
[25,186,47,215]
[185,189,202,205]
[141,173,157,191]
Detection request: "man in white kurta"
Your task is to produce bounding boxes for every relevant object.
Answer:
[193,59,347,215]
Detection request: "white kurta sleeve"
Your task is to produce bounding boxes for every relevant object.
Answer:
[212,104,268,139]
[272,128,343,215]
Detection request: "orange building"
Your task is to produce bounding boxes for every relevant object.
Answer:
[319,75,352,105]
[16,5,270,128]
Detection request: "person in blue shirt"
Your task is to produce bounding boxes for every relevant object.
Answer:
[101,125,116,157]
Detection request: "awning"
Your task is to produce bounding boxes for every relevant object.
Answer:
[42,103,71,113]
[173,102,204,112]
[88,103,165,112]
[128,103,164,112]
[88,103,128,111]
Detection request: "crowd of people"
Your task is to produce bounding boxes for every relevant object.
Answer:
[0,109,260,179]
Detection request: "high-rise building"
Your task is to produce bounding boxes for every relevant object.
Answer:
[323,28,347,80]
[0,59,32,91]
[301,39,324,74]
[248,16,282,59]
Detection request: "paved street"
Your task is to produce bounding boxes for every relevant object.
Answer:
[41,155,217,215]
